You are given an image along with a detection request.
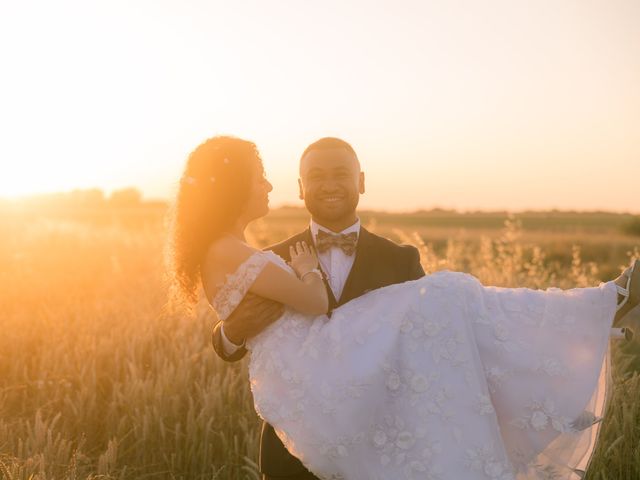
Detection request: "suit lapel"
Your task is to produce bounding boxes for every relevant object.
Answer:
[338,227,374,305]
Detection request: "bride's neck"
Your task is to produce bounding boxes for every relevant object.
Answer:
[225,220,249,242]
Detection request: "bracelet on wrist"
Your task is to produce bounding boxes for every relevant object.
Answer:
[301,268,323,281]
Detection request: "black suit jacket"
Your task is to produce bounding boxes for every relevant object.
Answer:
[211,226,425,476]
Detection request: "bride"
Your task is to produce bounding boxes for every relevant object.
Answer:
[169,136,638,480]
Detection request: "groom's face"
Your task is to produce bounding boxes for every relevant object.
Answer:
[298,148,364,226]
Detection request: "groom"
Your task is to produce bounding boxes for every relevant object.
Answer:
[211,137,425,480]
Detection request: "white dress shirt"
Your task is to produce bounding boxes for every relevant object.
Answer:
[310,218,360,301]
[220,323,243,356]
[220,219,361,356]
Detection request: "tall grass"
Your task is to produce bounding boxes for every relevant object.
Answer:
[0,215,638,479]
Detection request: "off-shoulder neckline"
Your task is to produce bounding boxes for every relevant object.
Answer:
[212,249,265,290]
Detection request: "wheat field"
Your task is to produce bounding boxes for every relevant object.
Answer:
[1,208,639,479]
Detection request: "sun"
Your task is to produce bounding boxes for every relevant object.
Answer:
[0,177,55,199]
[0,152,99,199]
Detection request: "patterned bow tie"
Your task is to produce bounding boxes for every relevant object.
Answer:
[315,230,358,256]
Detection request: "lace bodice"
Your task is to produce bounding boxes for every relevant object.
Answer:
[211,250,291,321]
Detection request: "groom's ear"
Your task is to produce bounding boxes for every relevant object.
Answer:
[298,178,305,200]
[359,171,365,195]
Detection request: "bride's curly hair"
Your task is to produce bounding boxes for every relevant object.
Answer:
[165,135,261,314]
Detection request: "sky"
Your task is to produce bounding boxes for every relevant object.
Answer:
[0,0,638,212]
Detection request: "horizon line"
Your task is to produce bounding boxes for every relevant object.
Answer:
[1,187,638,216]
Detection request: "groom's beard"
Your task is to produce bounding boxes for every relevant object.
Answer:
[304,193,359,225]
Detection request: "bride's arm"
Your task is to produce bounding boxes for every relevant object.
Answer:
[205,237,328,316]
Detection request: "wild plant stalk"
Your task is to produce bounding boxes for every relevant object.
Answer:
[0,216,637,479]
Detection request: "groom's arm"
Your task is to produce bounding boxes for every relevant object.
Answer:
[211,293,285,362]
[212,321,248,362]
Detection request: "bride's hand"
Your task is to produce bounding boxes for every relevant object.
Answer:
[289,241,319,278]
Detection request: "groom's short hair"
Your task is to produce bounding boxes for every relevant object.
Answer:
[300,137,358,163]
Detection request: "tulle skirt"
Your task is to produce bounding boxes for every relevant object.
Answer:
[248,272,617,480]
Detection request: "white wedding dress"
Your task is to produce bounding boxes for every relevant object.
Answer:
[211,250,618,480]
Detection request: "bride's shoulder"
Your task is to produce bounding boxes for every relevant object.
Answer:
[205,235,258,266]
[202,236,261,292]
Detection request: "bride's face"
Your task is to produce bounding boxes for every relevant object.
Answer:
[242,161,273,221]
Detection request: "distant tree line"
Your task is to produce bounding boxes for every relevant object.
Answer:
[1,187,167,210]
[0,188,168,229]
[622,216,640,236]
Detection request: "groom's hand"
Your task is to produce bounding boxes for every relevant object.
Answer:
[223,293,285,344]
